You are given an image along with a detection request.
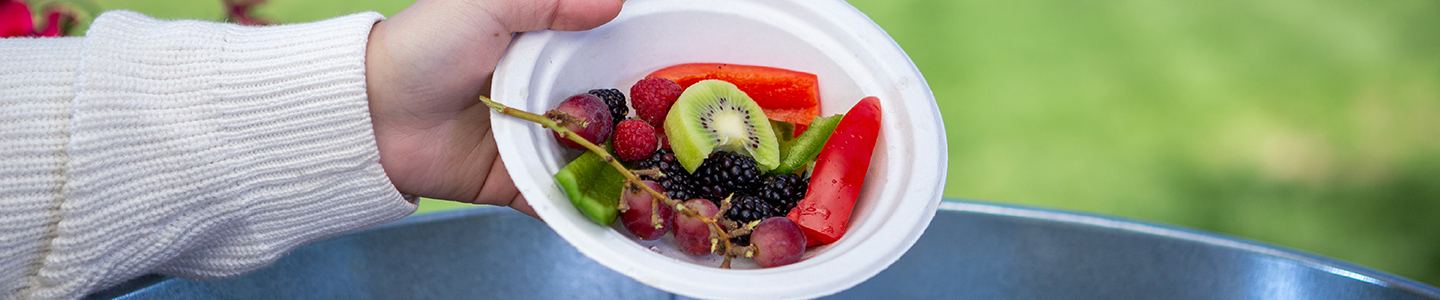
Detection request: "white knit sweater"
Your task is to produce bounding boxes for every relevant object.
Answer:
[0,12,416,299]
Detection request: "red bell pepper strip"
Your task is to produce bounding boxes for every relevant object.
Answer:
[787,96,882,246]
[646,63,821,125]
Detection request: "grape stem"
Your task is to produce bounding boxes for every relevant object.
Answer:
[479,95,738,268]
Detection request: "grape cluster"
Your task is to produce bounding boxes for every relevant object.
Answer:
[632,149,806,264]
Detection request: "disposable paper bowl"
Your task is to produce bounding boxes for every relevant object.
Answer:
[489,0,946,298]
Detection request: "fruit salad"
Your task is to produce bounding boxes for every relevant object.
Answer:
[480,63,882,269]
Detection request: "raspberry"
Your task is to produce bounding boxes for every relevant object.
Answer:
[629,78,682,128]
[588,88,628,127]
[612,119,658,162]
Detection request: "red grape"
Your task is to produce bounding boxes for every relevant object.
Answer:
[550,94,613,149]
[750,217,806,267]
[674,199,719,256]
[620,181,673,240]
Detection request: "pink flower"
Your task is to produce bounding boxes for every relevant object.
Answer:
[224,0,269,26]
[36,5,74,37]
[0,1,76,38]
[0,0,33,38]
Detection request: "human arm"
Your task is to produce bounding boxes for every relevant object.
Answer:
[0,12,414,298]
[0,0,621,297]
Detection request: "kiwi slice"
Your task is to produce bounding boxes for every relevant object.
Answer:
[664,80,781,173]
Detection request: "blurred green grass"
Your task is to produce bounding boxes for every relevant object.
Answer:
[84,0,1440,284]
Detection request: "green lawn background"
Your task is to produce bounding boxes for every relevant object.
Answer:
[82,0,1440,284]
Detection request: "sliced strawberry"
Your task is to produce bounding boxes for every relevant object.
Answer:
[646,63,820,125]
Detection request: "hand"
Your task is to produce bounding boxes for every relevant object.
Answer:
[364,0,623,216]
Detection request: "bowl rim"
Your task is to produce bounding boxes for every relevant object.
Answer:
[489,0,947,298]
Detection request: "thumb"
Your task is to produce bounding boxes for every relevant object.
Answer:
[482,0,623,32]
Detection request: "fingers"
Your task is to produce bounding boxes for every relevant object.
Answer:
[373,0,619,220]
[508,193,540,220]
[473,139,516,205]
[484,158,539,220]
[471,138,539,219]
[477,159,538,219]
[547,0,623,31]
[480,0,623,32]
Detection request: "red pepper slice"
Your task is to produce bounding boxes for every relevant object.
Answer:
[646,63,821,125]
[786,97,882,246]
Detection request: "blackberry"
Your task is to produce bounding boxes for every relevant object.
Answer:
[588,88,628,126]
[634,150,767,204]
[634,149,702,201]
[724,194,775,224]
[692,152,762,200]
[758,174,808,216]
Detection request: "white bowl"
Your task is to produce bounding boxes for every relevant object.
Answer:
[489,0,946,298]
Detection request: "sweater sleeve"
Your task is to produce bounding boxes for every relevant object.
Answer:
[0,11,417,299]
